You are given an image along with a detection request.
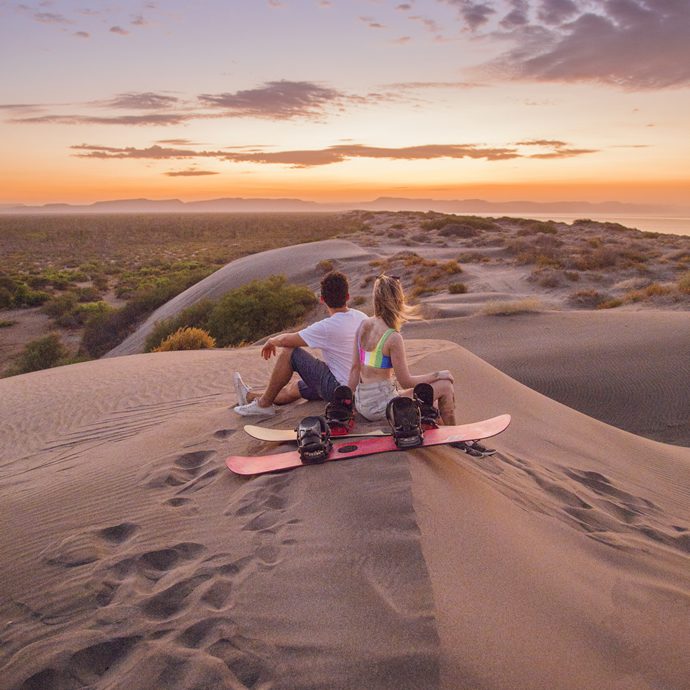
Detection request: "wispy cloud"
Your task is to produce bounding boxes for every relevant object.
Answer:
[3,79,399,127]
[109,25,129,35]
[198,80,346,120]
[71,140,596,166]
[360,16,386,29]
[14,113,191,126]
[98,92,180,110]
[384,80,485,89]
[164,169,219,177]
[33,12,70,24]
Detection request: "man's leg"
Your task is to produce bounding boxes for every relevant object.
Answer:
[245,347,302,408]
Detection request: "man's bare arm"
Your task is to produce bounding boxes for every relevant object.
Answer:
[261,332,308,360]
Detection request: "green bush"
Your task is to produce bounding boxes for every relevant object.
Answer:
[12,283,51,307]
[153,327,216,352]
[207,276,317,346]
[9,333,69,375]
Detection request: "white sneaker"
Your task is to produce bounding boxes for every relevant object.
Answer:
[234,399,277,418]
[233,372,250,406]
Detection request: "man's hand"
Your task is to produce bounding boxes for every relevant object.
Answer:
[261,339,277,360]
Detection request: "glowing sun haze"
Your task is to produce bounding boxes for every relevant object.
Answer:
[1,0,689,207]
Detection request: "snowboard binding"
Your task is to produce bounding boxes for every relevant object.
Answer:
[386,396,424,449]
[324,385,355,436]
[413,382,440,430]
[296,416,332,464]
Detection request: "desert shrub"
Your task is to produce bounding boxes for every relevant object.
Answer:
[448,283,468,294]
[75,286,101,302]
[643,282,672,296]
[153,327,216,352]
[567,289,610,308]
[145,299,216,352]
[360,275,375,288]
[598,298,623,309]
[564,271,580,282]
[43,292,78,319]
[351,295,367,306]
[423,215,497,232]
[439,223,479,239]
[93,274,109,291]
[9,333,69,375]
[457,252,485,263]
[207,276,317,347]
[80,303,145,357]
[678,271,690,294]
[482,299,543,315]
[441,260,462,274]
[0,287,13,309]
[0,319,16,327]
[623,283,675,303]
[537,272,561,288]
[12,283,51,307]
[316,259,335,273]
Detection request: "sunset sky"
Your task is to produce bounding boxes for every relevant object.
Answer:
[1,0,689,208]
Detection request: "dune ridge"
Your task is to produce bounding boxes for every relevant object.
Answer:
[1,341,688,689]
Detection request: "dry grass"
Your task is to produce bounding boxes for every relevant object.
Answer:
[481,298,545,316]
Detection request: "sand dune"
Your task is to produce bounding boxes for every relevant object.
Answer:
[106,239,371,358]
[1,342,688,689]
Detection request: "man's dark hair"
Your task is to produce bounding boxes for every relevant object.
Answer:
[320,271,349,308]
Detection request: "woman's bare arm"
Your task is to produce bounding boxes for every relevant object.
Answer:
[390,335,454,388]
[347,323,364,391]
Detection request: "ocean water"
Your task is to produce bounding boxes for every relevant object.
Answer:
[482,213,690,237]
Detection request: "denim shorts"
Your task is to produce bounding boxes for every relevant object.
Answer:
[354,380,398,422]
[291,347,340,403]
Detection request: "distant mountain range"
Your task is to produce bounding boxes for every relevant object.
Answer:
[0,196,676,215]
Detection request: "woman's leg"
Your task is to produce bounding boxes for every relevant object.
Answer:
[431,379,456,425]
[399,379,456,425]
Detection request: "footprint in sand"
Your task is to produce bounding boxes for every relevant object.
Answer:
[19,635,142,690]
[41,522,139,568]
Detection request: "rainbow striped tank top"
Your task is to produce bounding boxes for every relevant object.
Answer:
[359,328,395,369]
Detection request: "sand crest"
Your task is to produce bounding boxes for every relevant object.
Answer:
[1,341,688,689]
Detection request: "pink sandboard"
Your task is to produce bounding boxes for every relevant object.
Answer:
[226,414,510,476]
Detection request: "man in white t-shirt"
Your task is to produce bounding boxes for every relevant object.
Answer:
[233,271,367,417]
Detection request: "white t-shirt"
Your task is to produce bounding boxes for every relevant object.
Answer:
[299,309,367,384]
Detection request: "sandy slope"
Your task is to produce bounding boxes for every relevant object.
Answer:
[1,343,688,689]
[405,311,690,446]
[106,239,371,358]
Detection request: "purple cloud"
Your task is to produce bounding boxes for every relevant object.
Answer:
[70,140,595,167]
[465,0,690,90]
[109,26,129,35]
[101,92,180,110]
[536,0,578,25]
[443,1,496,30]
[198,80,344,119]
[34,12,70,24]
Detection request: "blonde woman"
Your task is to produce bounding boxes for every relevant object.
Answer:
[347,274,456,425]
